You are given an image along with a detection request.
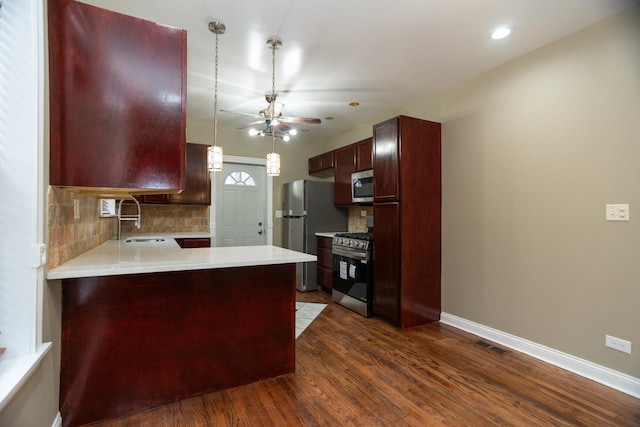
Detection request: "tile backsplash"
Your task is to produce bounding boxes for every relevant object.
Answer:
[348,206,373,232]
[119,204,209,235]
[48,187,117,269]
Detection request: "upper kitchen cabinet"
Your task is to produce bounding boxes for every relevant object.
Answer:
[139,144,211,205]
[372,119,400,202]
[48,0,187,196]
[355,138,373,172]
[333,145,356,206]
[308,151,334,175]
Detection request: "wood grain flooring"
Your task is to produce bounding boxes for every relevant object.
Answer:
[89,291,640,427]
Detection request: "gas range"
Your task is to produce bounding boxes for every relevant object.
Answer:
[332,232,373,251]
[331,232,374,317]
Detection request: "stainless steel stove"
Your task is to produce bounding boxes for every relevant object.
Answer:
[331,232,373,317]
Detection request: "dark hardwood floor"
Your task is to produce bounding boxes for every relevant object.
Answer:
[90,291,640,427]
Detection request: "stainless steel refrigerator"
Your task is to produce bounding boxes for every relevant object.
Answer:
[282,180,348,292]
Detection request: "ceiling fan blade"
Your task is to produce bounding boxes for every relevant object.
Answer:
[279,116,322,125]
[237,120,266,129]
[277,122,291,132]
[220,109,261,119]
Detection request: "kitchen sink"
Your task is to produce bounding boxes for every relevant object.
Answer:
[123,237,165,243]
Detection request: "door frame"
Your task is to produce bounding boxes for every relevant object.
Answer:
[210,155,273,246]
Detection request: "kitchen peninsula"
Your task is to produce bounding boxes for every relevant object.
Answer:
[48,236,316,427]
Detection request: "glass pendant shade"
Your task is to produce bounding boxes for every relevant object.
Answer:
[207,145,223,171]
[266,152,281,176]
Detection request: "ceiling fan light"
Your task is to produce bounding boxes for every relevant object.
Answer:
[207,145,223,171]
[249,128,259,136]
[288,129,297,136]
[266,152,280,176]
[282,135,290,142]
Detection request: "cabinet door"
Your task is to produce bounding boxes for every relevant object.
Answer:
[48,0,186,192]
[355,138,373,172]
[170,144,211,205]
[308,152,334,174]
[373,118,399,202]
[373,202,401,323]
[334,145,356,206]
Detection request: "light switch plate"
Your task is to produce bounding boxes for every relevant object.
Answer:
[275,210,283,218]
[31,243,47,268]
[605,204,629,221]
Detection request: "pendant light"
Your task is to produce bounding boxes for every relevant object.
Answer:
[266,133,281,176]
[207,21,225,171]
[265,38,281,176]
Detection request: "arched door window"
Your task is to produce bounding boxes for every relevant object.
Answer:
[224,171,256,186]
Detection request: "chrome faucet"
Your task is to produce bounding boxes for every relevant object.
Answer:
[117,197,141,239]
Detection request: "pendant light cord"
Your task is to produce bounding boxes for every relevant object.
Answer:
[213,31,219,147]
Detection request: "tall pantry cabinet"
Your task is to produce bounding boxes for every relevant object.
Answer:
[372,115,441,328]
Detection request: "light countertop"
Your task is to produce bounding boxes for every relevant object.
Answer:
[47,233,316,280]
[315,232,341,238]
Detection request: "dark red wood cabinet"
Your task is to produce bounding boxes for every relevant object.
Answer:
[59,264,295,427]
[372,202,401,321]
[355,137,373,172]
[308,151,335,174]
[139,144,211,205]
[334,145,356,206]
[316,236,334,292]
[372,116,441,328]
[48,0,187,195]
[373,119,400,202]
[174,237,211,248]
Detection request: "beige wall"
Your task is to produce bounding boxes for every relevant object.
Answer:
[325,7,640,377]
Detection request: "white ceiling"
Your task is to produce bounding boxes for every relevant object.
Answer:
[78,0,638,141]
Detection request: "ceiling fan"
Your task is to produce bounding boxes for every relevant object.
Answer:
[226,38,321,140]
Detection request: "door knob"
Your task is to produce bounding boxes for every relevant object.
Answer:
[258,229,263,235]
[258,221,263,226]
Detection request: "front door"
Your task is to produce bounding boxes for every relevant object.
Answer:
[214,163,267,247]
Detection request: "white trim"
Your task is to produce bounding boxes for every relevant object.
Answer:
[51,412,62,427]
[0,343,52,412]
[440,313,640,399]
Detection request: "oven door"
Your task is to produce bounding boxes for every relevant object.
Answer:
[332,246,371,304]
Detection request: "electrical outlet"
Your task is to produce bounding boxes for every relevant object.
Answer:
[73,199,80,219]
[360,210,367,217]
[605,335,632,354]
[605,204,629,221]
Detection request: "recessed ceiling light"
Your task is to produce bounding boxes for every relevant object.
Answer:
[491,27,511,40]
[348,102,360,107]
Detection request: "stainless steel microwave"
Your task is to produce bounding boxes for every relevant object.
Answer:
[351,169,374,203]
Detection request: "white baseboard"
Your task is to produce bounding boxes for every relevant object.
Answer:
[51,412,62,427]
[440,313,640,399]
